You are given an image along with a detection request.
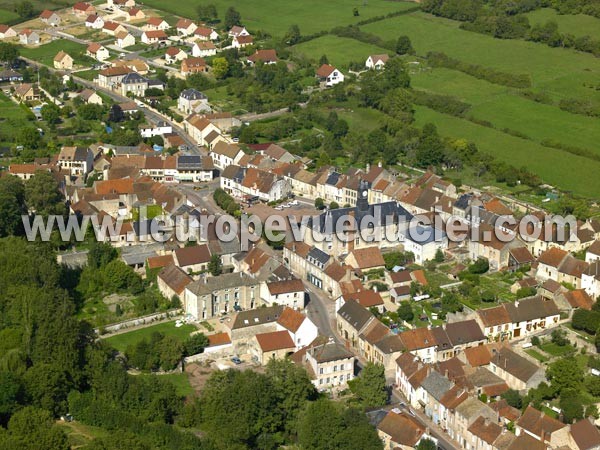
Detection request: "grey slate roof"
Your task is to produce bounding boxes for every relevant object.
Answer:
[420,370,453,401]
[337,300,373,332]
[186,272,260,296]
[307,342,354,363]
[180,88,207,100]
[230,305,284,330]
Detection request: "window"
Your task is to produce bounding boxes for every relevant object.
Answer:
[319,368,323,375]
[333,365,337,372]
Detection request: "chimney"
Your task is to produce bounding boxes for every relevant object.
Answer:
[484,417,490,427]
[445,369,449,378]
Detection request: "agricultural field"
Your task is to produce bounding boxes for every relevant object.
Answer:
[293,35,390,70]
[20,39,92,67]
[141,0,418,37]
[412,68,600,154]
[362,12,600,103]
[104,321,197,353]
[0,7,18,23]
[525,8,600,40]
[414,106,600,197]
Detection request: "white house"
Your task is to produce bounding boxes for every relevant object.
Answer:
[142,30,168,45]
[231,35,253,48]
[192,41,217,57]
[86,43,110,61]
[144,17,170,31]
[85,14,104,29]
[178,89,209,114]
[303,341,355,390]
[194,26,219,41]
[165,47,187,64]
[209,140,245,170]
[140,121,173,138]
[176,18,197,36]
[58,146,94,176]
[40,10,61,27]
[228,25,249,37]
[0,25,17,39]
[115,31,135,48]
[19,29,40,46]
[275,307,318,350]
[365,54,389,70]
[103,21,126,36]
[400,226,448,265]
[316,64,344,86]
[262,278,305,309]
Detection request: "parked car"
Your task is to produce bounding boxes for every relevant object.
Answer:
[231,356,242,365]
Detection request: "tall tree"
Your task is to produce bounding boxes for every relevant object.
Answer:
[396,35,414,55]
[284,24,301,45]
[0,176,26,237]
[15,1,34,19]
[208,254,222,276]
[25,171,65,217]
[348,362,387,408]
[224,7,242,29]
[0,43,19,65]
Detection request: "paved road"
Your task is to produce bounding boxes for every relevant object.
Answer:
[303,281,340,342]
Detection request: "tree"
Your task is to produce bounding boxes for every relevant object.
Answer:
[197,4,218,21]
[108,104,124,123]
[547,357,584,393]
[41,103,61,125]
[397,301,414,322]
[348,362,387,408]
[417,439,437,450]
[183,333,209,356]
[434,248,444,263]
[396,35,414,55]
[25,171,65,217]
[208,254,222,276]
[284,24,301,45]
[314,197,325,210]
[0,176,26,237]
[224,7,242,29]
[500,389,522,409]
[17,127,42,149]
[211,57,229,79]
[415,123,445,168]
[0,43,19,65]
[353,7,359,16]
[2,406,69,450]
[319,54,329,65]
[551,329,569,347]
[329,201,340,210]
[0,372,24,425]
[560,388,584,424]
[87,242,118,269]
[15,1,34,19]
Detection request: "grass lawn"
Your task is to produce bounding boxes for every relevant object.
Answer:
[105,321,197,353]
[20,39,92,67]
[0,91,33,145]
[525,349,549,363]
[141,373,195,397]
[540,342,575,357]
[414,106,600,197]
[362,12,600,103]
[293,35,391,69]
[132,204,163,221]
[142,0,417,37]
[525,8,600,40]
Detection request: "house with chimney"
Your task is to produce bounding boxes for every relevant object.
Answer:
[489,346,545,392]
[194,26,219,41]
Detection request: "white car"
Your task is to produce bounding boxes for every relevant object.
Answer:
[274,206,284,211]
[288,200,299,206]
[281,203,291,208]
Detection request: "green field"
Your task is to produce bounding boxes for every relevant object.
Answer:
[20,39,92,67]
[293,35,390,69]
[0,7,18,23]
[362,12,600,103]
[526,8,600,40]
[105,321,197,352]
[142,0,418,37]
[412,68,600,154]
[414,106,600,196]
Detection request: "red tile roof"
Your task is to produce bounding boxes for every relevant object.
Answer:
[255,330,295,352]
[277,307,306,333]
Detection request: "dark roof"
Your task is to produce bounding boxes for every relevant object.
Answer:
[505,296,560,323]
[177,155,203,170]
[337,300,373,332]
[311,201,413,235]
[180,88,206,100]
[307,341,354,363]
[230,305,284,330]
[444,320,486,346]
[121,72,147,84]
[491,347,540,382]
[307,247,329,265]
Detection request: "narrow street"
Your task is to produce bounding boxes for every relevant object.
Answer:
[303,281,340,343]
